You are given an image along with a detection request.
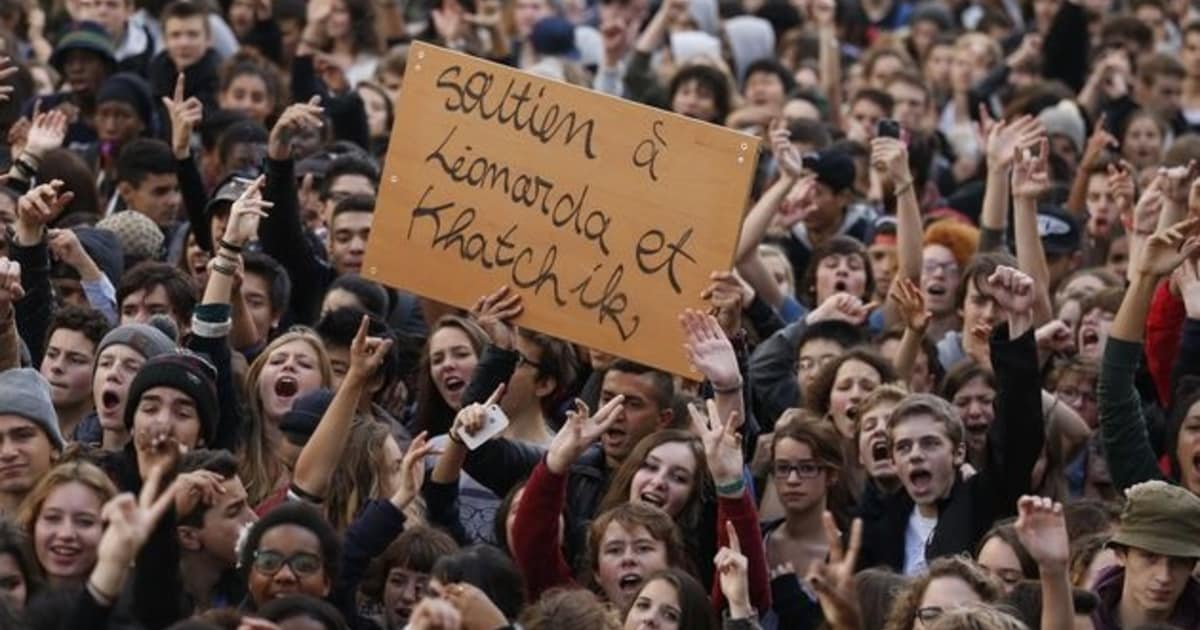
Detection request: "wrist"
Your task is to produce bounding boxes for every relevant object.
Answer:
[711,377,743,394]
[714,476,745,497]
[727,601,753,619]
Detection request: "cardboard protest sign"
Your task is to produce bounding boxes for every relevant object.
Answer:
[365,42,759,377]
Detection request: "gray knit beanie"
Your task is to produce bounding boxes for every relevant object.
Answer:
[96,323,176,361]
[0,369,65,450]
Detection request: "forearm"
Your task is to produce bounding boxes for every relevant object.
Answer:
[432,438,468,483]
[634,12,669,53]
[981,167,1010,231]
[11,240,52,367]
[736,253,785,310]
[736,176,794,261]
[1039,566,1074,630]
[893,326,923,382]
[1159,198,1186,232]
[511,460,575,598]
[818,27,841,129]
[1111,274,1160,342]
[229,288,260,350]
[81,277,118,325]
[1065,162,1091,216]
[0,308,16,371]
[896,170,924,282]
[1013,196,1052,324]
[1098,338,1166,489]
[177,156,212,252]
[293,373,366,498]
[1042,391,1091,456]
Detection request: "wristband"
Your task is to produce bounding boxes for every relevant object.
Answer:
[217,238,243,253]
[211,261,238,276]
[216,249,240,262]
[894,179,914,196]
[448,430,465,445]
[715,477,745,497]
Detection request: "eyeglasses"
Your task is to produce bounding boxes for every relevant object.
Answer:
[516,352,544,372]
[921,261,960,276]
[772,460,824,480]
[252,550,324,577]
[915,607,945,625]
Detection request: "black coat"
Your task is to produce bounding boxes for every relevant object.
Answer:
[856,324,1045,572]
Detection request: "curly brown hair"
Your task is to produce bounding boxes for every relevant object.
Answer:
[883,556,1004,630]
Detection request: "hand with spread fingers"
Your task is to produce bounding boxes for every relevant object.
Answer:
[470,286,522,350]
[546,396,624,474]
[680,308,741,393]
[689,398,745,491]
[392,431,439,509]
[1134,217,1200,278]
[890,277,930,333]
[806,512,864,630]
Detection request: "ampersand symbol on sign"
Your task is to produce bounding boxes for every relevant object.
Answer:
[633,120,668,182]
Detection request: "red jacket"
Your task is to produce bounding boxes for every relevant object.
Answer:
[511,457,771,615]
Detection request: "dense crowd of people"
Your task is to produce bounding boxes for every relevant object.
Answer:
[0,0,1198,628]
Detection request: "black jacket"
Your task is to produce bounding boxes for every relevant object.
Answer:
[149,49,221,113]
[856,324,1044,572]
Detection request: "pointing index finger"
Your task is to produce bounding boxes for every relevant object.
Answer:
[725,520,741,554]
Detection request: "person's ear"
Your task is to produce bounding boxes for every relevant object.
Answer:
[116,181,135,204]
[658,407,674,429]
[177,525,203,552]
[534,375,557,400]
[952,441,966,467]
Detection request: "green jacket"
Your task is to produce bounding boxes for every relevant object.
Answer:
[1098,338,1167,491]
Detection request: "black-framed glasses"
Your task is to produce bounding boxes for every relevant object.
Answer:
[772,460,824,480]
[252,550,324,576]
[516,352,544,372]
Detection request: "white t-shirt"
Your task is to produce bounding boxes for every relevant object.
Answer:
[903,508,938,576]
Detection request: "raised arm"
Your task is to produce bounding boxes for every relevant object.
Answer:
[162,73,211,251]
[1100,217,1200,490]
[872,138,921,285]
[813,0,841,130]
[292,316,394,499]
[736,121,804,263]
[0,259,23,371]
[979,113,1043,251]
[888,278,930,384]
[512,397,625,599]
[1010,137,1054,324]
[682,310,744,440]
[692,398,770,613]
[12,181,73,367]
[981,266,1043,513]
[46,229,116,323]
[1158,161,1196,232]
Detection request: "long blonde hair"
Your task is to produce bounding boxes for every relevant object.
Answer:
[240,328,333,506]
[17,461,117,578]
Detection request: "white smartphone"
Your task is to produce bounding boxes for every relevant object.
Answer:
[460,404,510,450]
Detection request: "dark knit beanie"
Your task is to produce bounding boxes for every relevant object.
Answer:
[279,388,335,446]
[123,351,219,447]
[97,72,156,131]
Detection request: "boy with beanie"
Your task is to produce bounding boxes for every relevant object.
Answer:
[1092,480,1200,629]
[121,351,220,487]
[79,322,176,450]
[0,369,65,515]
